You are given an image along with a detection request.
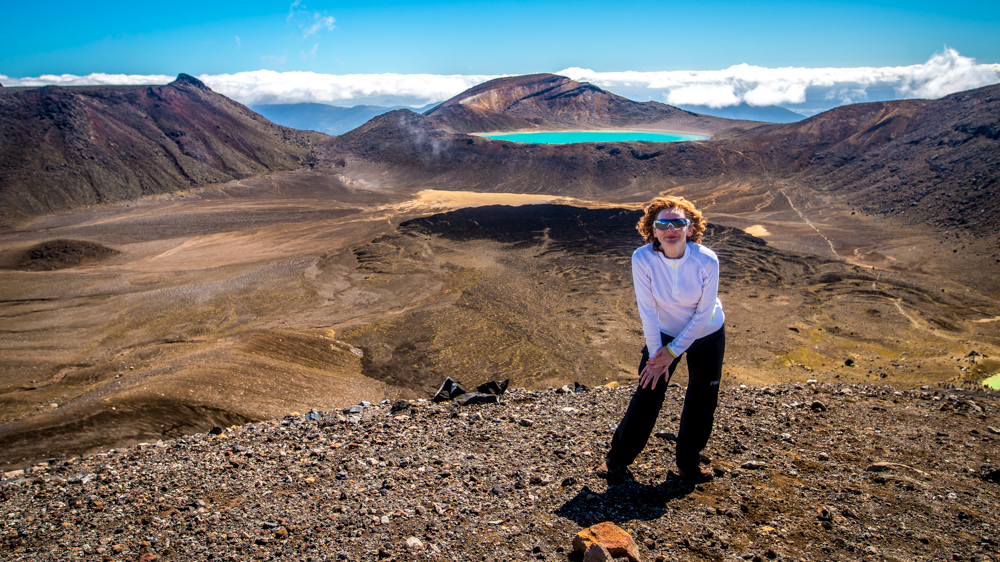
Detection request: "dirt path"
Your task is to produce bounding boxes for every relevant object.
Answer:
[779,189,842,260]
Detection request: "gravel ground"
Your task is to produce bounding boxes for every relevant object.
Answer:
[2,382,999,562]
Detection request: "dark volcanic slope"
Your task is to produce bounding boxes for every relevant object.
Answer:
[791,86,1000,233]
[423,73,755,134]
[0,74,328,227]
[713,84,1000,234]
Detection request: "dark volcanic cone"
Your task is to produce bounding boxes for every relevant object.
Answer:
[5,239,118,271]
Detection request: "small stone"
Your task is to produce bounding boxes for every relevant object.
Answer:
[741,461,767,470]
[845,358,855,367]
[818,452,830,461]
[67,472,97,484]
[810,401,827,412]
[654,431,677,441]
[518,418,534,427]
[476,379,509,395]
[455,393,500,406]
[981,465,1000,483]
[405,536,423,550]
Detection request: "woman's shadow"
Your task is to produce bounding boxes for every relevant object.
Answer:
[554,471,703,526]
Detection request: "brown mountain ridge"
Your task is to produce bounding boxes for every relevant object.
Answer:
[423,73,753,134]
[0,74,328,227]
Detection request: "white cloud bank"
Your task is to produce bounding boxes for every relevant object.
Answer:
[561,48,1000,112]
[2,49,997,114]
[1,72,177,88]
[202,70,497,106]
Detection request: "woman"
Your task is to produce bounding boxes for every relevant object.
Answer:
[597,195,726,484]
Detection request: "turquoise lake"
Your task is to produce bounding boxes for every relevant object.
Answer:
[477,131,709,144]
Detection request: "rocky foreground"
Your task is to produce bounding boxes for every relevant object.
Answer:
[2,382,999,562]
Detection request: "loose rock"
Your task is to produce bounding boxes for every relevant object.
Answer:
[573,522,641,562]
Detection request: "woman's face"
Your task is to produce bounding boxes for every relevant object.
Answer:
[654,207,690,248]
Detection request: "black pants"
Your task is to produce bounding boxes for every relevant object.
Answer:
[606,326,725,473]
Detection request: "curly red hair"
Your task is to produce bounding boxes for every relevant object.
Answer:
[636,195,707,248]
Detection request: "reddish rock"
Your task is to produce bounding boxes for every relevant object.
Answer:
[573,522,640,562]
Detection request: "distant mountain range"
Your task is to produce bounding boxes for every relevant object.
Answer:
[677,103,805,123]
[250,102,438,135]
[0,74,327,227]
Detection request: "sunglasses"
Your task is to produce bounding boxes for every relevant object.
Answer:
[653,218,691,230]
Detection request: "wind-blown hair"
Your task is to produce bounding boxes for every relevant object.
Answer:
[637,195,707,248]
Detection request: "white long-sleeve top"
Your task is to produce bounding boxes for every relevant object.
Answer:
[632,241,725,358]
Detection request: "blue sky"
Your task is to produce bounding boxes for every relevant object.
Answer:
[3,0,998,76]
[2,1,999,113]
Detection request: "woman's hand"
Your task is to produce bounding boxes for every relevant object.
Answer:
[639,347,674,389]
[646,346,674,368]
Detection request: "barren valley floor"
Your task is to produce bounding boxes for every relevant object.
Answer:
[1,169,998,470]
